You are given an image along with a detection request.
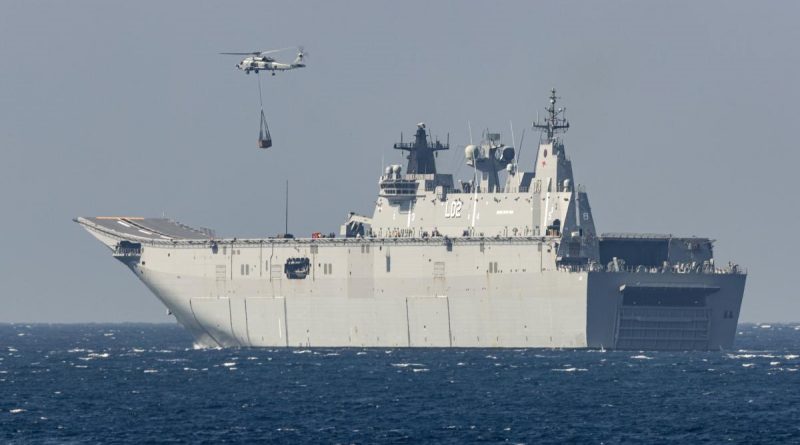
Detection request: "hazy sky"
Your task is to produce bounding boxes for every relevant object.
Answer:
[1,1,798,323]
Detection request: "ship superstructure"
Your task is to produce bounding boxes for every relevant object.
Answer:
[76,90,746,350]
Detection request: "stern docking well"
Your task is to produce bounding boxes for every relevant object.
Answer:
[586,234,746,350]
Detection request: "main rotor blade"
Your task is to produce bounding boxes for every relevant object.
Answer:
[219,52,258,55]
[258,46,295,56]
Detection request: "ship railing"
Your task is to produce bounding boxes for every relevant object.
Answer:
[600,232,674,239]
[109,234,560,250]
[503,186,530,193]
[574,262,746,275]
[552,184,586,193]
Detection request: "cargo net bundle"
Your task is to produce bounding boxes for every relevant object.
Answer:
[257,73,272,149]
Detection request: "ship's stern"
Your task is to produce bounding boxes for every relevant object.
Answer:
[586,270,746,350]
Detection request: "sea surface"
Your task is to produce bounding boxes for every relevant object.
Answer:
[1,323,799,444]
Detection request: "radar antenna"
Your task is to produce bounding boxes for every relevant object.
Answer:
[393,123,449,174]
[532,88,569,142]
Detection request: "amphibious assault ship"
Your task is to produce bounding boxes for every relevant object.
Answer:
[76,90,746,350]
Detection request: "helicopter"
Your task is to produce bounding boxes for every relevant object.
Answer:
[220,46,307,75]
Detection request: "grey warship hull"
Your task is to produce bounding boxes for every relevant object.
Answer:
[76,90,746,350]
[76,218,745,350]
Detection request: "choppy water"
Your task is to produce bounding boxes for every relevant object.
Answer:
[1,323,799,443]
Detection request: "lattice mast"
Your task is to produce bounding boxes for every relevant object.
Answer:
[533,88,570,142]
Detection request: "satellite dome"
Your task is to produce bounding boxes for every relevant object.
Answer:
[501,146,515,163]
[465,145,479,160]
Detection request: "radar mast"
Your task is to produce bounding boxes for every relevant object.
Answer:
[393,123,449,175]
[533,88,570,142]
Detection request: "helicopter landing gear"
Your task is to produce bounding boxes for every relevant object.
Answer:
[272,72,276,76]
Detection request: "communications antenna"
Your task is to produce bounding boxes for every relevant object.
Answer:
[533,88,570,142]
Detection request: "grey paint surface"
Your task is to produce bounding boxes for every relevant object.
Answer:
[73,89,746,349]
[75,218,745,349]
[1,1,797,322]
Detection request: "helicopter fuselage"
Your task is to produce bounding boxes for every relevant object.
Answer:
[236,57,304,74]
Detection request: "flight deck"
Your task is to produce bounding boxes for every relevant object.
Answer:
[77,217,214,242]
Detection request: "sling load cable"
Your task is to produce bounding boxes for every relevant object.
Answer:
[257,71,272,149]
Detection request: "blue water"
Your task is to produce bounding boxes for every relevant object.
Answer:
[1,324,799,443]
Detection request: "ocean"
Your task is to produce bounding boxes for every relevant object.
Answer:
[1,323,798,444]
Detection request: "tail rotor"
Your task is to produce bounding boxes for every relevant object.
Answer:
[294,46,308,67]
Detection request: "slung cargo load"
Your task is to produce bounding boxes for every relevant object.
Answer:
[258,110,272,149]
